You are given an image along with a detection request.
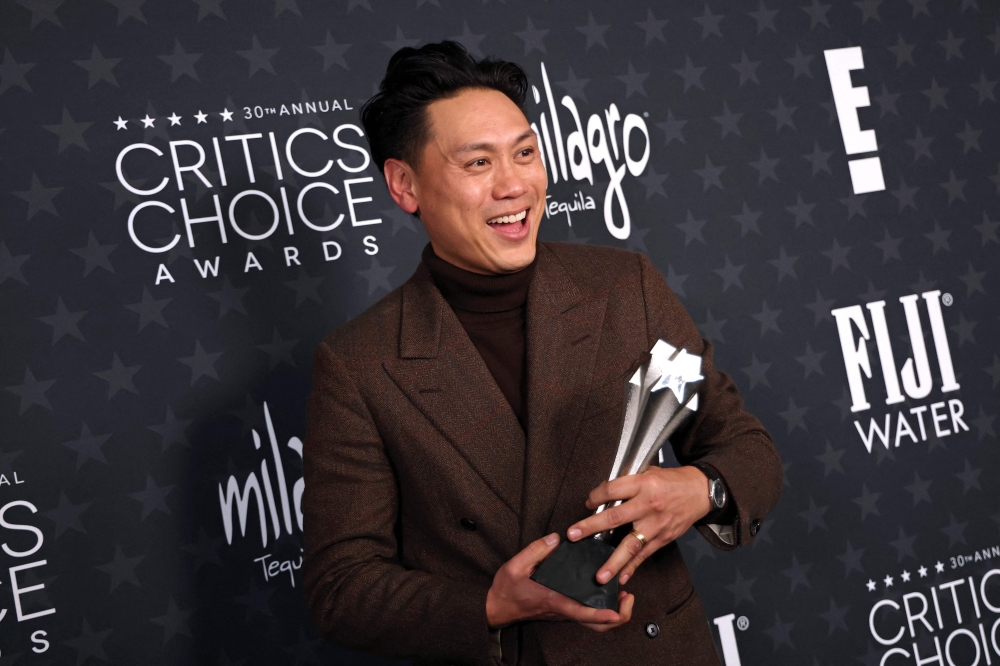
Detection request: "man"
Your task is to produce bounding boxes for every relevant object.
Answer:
[302,41,782,665]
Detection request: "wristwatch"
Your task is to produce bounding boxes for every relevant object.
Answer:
[692,462,727,515]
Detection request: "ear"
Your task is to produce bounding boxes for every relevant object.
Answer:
[383,158,420,215]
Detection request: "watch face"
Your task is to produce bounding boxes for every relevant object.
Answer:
[710,479,726,508]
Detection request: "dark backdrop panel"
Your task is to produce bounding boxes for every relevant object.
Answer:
[0,0,997,663]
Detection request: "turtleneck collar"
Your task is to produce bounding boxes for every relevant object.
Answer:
[422,242,538,313]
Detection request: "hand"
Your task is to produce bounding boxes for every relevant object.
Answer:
[566,466,711,587]
[485,533,635,632]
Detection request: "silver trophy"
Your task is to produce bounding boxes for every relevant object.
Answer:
[531,339,704,610]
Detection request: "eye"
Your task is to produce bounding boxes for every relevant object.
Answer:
[519,148,534,157]
[470,158,488,167]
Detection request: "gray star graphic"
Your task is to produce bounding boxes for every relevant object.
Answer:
[874,229,902,262]
[741,353,771,390]
[939,513,969,549]
[681,531,717,564]
[125,286,171,331]
[673,55,705,92]
[779,398,808,433]
[257,328,298,369]
[450,22,485,59]
[235,579,276,620]
[781,554,811,592]
[802,0,831,28]
[556,66,589,102]
[183,528,224,571]
[0,243,29,283]
[357,258,394,296]
[749,148,780,183]
[837,540,865,576]
[272,0,299,17]
[284,270,325,306]
[44,492,90,538]
[785,45,814,79]
[192,0,225,20]
[656,109,687,146]
[858,281,886,303]
[889,527,917,561]
[852,484,881,520]
[950,314,976,346]
[795,343,825,377]
[97,545,143,592]
[94,353,140,398]
[238,35,279,77]
[765,613,794,651]
[802,142,832,176]
[752,300,782,336]
[63,424,110,469]
[938,30,964,60]
[908,0,930,16]
[15,173,62,219]
[179,340,222,384]
[890,178,918,211]
[70,231,116,276]
[959,262,985,296]
[151,598,194,644]
[347,0,371,11]
[6,367,55,414]
[956,122,981,153]
[14,0,65,28]
[924,222,951,254]
[103,0,147,24]
[971,406,996,440]
[906,128,934,161]
[664,264,687,297]
[617,61,649,98]
[635,8,667,45]
[676,210,706,246]
[854,0,881,23]
[816,441,845,476]
[699,309,727,343]
[822,239,851,273]
[820,599,849,635]
[922,78,949,110]
[158,39,201,82]
[575,12,609,51]
[713,255,744,291]
[39,297,85,343]
[731,50,760,86]
[971,71,997,104]
[909,271,937,293]
[805,290,835,325]
[692,4,723,39]
[798,498,828,533]
[694,156,725,191]
[147,406,192,451]
[65,619,112,665]
[873,83,899,117]
[639,167,667,200]
[207,276,250,319]
[1,47,35,94]
[786,193,816,227]
[724,569,756,605]
[767,97,797,131]
[990,23,1000,54]
[514,18,547,55]
[381,207,418,235]
[731,202,760,236]
[831,387,853,421]
[888,34,916,67]
[712,102,743,138]
[768,246,800,283]
[955,459,982,493]
[129,474,174,520]
[74,45,120,87]
[748,1,778,33]
[991,164,1000,193]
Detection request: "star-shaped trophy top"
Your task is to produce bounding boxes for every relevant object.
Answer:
[649,341,704,404]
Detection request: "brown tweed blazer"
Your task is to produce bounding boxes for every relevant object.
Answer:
[302,241,782,666]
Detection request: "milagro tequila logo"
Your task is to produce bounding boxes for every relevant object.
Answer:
[528,62,650,240]
[831,290,970,453]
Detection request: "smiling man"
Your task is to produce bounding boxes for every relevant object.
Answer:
[302,42,782,666]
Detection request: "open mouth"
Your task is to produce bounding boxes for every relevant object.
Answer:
[485,207,531,241]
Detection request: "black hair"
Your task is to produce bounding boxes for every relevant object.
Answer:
[360,40,529,174]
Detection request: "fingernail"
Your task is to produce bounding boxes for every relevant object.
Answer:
[620,574,630,584]
[597,570,609,584]
[544,533,558,546]
[567,528,581,540]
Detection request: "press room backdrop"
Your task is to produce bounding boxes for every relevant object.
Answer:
[1,0,997,663]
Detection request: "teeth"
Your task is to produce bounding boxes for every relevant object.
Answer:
[488,210,527,225]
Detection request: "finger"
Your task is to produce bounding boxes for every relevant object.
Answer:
[549,592,621,624]
[567,501,643,541]
[585,476,642,510]
[511,533,560,575]
[618,544,655,585]
[594,533,645,585]
[581,594,634,632]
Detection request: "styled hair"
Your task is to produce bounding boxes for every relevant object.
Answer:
[360,40,529,174]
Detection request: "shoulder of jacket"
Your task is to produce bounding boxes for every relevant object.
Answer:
[320,281,406,357]
[540,241,646,290]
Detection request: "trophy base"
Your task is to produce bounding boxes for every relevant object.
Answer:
[530,537,619,611]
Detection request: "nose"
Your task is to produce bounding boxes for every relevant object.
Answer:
[492,156,528,202]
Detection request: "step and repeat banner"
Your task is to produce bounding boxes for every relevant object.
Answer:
[1,0,997,663]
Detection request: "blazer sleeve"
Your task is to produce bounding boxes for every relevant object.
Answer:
[637,252,783,549]
[301,340,497,665]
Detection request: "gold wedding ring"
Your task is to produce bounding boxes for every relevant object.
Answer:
[630,528,647,547]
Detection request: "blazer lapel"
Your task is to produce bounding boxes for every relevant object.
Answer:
[382,262,526,515]
[519,243,608,548]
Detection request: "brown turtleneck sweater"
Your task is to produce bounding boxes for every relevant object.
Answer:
[423,243,536,431]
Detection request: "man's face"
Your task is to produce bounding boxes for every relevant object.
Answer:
[392,88,546,275]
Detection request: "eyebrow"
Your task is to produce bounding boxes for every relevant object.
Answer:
[455,129,537,154]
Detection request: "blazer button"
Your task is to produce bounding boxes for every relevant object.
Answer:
[459,518,477,531]
[750,519,761,536]
[645,622,660,638]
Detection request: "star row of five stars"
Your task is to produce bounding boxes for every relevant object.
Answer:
[113,109,236,130]
[867,562,947,591]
